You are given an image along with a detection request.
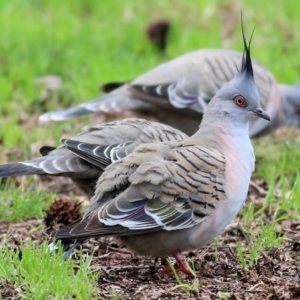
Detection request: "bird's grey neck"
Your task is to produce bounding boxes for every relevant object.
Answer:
[192,110,250,147]
[192,110,255,173]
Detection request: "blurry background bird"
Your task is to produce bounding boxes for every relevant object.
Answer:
[39,49,300,137]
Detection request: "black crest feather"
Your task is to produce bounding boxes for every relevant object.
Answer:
[240,12,254,78]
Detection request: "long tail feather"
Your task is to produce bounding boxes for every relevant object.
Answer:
[0,163,46,178]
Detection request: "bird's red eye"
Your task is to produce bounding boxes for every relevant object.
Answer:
[233,95,247,107]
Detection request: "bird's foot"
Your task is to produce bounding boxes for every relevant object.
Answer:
[158,252,197,278]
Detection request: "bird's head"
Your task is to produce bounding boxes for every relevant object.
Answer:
[206,22,270,125]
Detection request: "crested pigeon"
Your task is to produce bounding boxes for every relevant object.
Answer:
[54,29,270,276]
[39,49,299,137]
[0,119,187,197]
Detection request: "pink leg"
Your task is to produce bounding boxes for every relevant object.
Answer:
[158,258,173,277]
[174,252,195,277]
[158,252,196,278]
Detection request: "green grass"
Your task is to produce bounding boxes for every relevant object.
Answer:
[0,179,55,222]
[0,0,300,298]
[0,241,99,300]
[236,219,285,271]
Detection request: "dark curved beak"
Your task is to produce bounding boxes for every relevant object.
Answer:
[251,107,270,121]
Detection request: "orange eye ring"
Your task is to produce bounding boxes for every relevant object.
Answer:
[233,95,247,107]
